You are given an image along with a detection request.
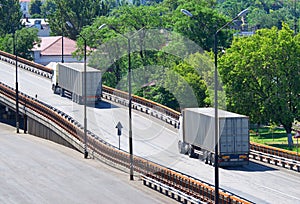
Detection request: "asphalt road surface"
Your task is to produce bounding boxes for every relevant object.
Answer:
[1,61,300,203]
[0,123,175,204]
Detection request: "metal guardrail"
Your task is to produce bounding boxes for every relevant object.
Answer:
[101,87,180,128]
[251,142,300,162]
[1,50,298,168]
[141,175,206,204]
[2,49,299,201]
[0,50,52,79]
[0,82,252,203]
[250,150,300,172]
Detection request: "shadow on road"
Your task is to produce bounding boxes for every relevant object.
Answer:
[222,161,277,172]
[94,100,119,109]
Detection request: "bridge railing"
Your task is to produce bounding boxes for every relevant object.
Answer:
[0,50,52,78]
[0,49,298,165]
[0,81,252,204]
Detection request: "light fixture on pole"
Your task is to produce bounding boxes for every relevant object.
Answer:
[67,21,88,158]
[66,21,106,159]
[61,22,64,63]
[100,24,144,181]
[1,3,20,133]
[181,8,249,204]
[294,0,297,35]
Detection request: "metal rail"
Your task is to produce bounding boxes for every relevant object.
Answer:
[0,50,52,78]
[102,84,300,171]
[0,81,252,204]
[2,50,299,200]
[250,150,300,172]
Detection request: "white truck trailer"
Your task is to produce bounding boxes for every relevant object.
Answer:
[51,63,102,104]
[178,108,249,167]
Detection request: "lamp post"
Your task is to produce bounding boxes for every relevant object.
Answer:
[100,24,144,180]
[1,3,20,133]
[61,25,64,63]
[66,21,88,158]
[294,0,297,35]
[13,31,19,134]
[181,8,248,204]
[66,21,106,159]
[113,28,134,181]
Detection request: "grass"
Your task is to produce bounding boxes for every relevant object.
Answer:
[250,126,300,153]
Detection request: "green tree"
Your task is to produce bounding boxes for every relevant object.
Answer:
[0,28,40,60]
[84,5,168,87]
[169,1,232,51]
[0,0,23,36]
[29,0,42,18]
[45,0,116,39]
[40,0,56,19]
[219,23,300,147]
[217,0,299,32]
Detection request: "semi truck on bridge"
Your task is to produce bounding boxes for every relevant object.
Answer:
[51,62,102,104]
[178,108,249,167]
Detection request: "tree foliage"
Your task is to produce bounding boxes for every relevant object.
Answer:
[217,0,299,32]
[0,28,40,60]
[219,23,300,146]
[29,0,42,18]
[0,0,39,60]
[0,0,23,36]
[44,0,117,39]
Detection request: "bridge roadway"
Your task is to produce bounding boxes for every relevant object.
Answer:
[0,122,175,204]
[1,61,300,203]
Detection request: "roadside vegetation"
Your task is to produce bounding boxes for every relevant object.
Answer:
[250,126,300,153]
[0,0,299,151]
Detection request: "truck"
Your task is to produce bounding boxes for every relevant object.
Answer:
[51,62,102,104]
[178,108,249,167]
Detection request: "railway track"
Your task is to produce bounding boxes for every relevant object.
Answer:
[1,50,299,202]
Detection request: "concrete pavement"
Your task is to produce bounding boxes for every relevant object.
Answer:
[0,123,175,204]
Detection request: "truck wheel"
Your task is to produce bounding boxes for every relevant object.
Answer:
[60,89,64,97]
[72,93,75,102]
[188,145,195,158]
[211,153,215,166]
[78,96,83,105]
[204,151,208,164]
[208,153,213,165]
[52,85,57,94]
[178,141,186,154]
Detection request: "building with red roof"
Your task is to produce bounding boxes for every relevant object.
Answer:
[32,36,82,65]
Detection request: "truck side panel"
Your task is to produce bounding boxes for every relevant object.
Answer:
[183,109,215,152]
[58,64,82,96]
[56,63,102,103]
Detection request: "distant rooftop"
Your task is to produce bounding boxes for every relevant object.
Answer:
[32,36,77,56]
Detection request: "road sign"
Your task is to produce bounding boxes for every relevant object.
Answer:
[115,122,123,149]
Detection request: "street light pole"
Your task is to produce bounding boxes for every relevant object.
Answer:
[294,0,297,35]
[62,27,64,63]
[214,8,248,204]
[100,24,143,180]
[66,21,88,158]
[66,21,106,159]
[13,31,19,134]
[127,36,134,181]
[0,3,20,134]
[213,31,220,204]
[181,8,249,204]
[83,37,88,159]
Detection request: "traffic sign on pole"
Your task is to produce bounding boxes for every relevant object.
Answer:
[116,122,123,149]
